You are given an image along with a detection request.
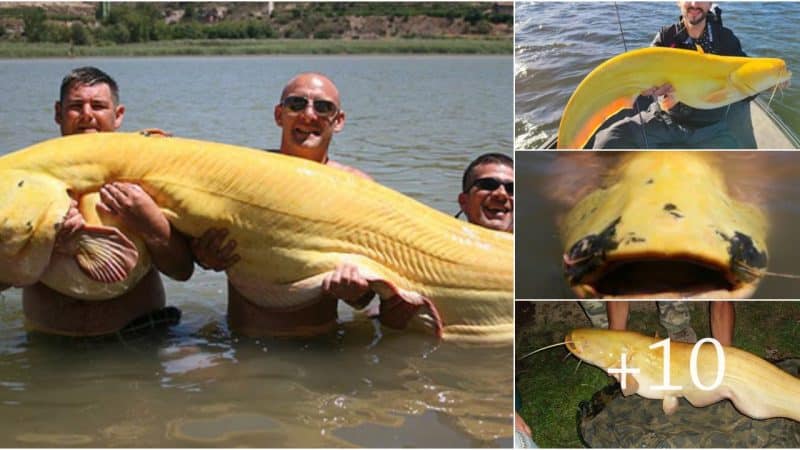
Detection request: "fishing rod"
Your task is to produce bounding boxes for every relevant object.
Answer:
[613,2,650,149]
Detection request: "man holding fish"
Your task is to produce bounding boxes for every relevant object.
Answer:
[21,66,195,336]
[593,1,755,149]
[193,75,514,336]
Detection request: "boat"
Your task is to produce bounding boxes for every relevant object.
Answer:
[542,96,800,149]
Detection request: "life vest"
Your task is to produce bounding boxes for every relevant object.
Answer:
[654,7,746,57]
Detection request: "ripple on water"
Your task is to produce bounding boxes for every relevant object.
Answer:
[167,413,281,444]
[16,433,94,446]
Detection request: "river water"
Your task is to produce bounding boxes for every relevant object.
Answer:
[0,56,513,447]
[515,1,800,148]
[516,151,800,299]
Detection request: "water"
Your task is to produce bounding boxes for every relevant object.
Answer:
[516,151,800,299]
[515,1,800,148]
[0,56,513,447]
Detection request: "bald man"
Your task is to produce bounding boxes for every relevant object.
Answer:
[192,73,377,337]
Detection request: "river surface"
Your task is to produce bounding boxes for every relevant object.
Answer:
[516,151,800,299]
[0,56,513,447]
[515,1,800,148]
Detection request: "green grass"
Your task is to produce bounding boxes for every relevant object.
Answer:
[0,38,511,58]
[515,302,800,448]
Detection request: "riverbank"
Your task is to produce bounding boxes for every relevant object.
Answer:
[0,37,510,58]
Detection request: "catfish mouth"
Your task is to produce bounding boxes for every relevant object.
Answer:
[573,255,743,299]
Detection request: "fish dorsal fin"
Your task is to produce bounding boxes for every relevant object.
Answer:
[695,44,705,54]
[57,224,139,283]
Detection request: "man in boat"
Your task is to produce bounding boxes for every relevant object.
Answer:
[191,72,383,337]
[21,66,195,336]
[593,1,755,149]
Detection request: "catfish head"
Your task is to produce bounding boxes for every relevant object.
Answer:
[0,170,142,295]
[561,152,768,299]
[730,57,791,97]
[565,328,644,369]
[0,170,73,286]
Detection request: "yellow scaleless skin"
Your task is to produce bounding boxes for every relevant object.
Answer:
[561,152,767,299]
[557,47,790,149]
[0,132,513,344]
[565,328,800,422]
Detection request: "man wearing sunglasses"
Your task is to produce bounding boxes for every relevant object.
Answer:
[192,72,377,336]
[457,153,514,233]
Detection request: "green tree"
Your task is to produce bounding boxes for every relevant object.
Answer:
[70,22,91,45]
[22,7,46,42]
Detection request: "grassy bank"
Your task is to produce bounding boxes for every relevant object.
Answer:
[0,38,511,58]
[515,302,800,448]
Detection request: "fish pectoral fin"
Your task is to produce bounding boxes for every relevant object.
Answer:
[368,279,443,339]
[66,225,139,284]
[621,374,639,396]
[702,87,734,105]
[662,395,679,415]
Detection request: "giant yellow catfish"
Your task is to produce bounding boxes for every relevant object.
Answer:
[557,47,791,149]
[561,152,767,299]
[566,328,800,422]
[0,132,513,344]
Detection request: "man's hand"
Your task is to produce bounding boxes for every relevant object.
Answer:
[641,83,676,111]
[515,411,532,436]
[98,182,194,281]
[98,182,170,245]
[322,263,374,309]
[191,228,240,271]
[54,199,85,252]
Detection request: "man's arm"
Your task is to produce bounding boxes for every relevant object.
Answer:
[98,182,194,281]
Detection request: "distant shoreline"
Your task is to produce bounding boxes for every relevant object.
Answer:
[0,38,511,58]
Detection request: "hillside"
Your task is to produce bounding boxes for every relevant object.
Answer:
[0,2,513,44]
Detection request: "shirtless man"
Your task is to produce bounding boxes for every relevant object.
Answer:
[21,66,194,336]
[192,73,374,336]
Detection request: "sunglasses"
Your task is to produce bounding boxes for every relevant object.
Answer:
[468,177,514,196]
[281,96,339,117]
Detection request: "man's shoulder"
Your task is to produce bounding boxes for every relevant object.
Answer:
[327,159,373,181]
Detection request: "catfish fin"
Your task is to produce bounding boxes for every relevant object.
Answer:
[662,395,680,415]
[695,44,705,54]
[703,87,733,104]
[59,225,139,283]
[621,373,639,396]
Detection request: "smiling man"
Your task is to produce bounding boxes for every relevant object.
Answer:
[275,72,371,179]
[192,72,377,336]
[22,67,194,336]
[55,66,125,135]
[458,153,514,233]
[593,1,755,149]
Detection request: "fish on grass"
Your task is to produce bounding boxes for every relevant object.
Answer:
[566,328,800,423]
[0,132,513,344]
[561,151,768,299]
[557,47,791,149]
